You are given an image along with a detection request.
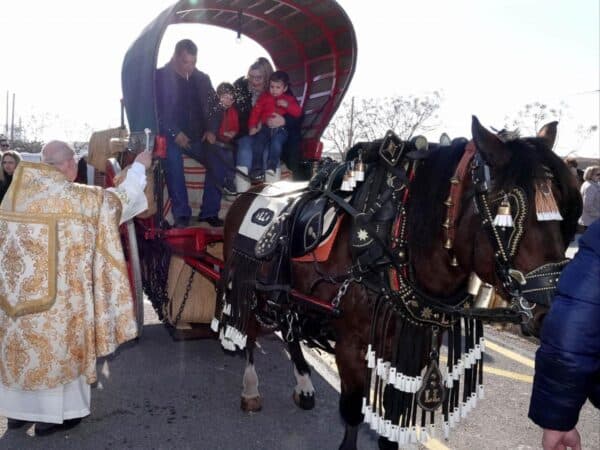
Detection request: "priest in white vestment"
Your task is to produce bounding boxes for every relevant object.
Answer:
[0,140,151,435]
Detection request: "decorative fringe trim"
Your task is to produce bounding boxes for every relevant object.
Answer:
[362,300,486,444]
[535,180,563,221]
[213,250,260,351]
[493,196,513,228]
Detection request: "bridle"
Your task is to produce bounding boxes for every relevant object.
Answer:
[470,149,569,321]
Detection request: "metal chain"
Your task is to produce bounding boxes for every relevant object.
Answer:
[173,267,196,326]
[332,277,357,309]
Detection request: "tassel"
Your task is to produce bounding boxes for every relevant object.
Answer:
[535,180,563,221]
[493,196,513,228]
[355,152,365,181]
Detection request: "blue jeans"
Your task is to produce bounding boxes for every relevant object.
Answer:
[164,139,225,220]
[251,126,288,173]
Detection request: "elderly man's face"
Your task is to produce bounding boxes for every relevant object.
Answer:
[174,50,197,78]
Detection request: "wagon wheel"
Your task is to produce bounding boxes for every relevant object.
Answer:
[105,157,145,338]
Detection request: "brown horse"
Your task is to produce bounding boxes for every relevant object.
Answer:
[216,116,581,450]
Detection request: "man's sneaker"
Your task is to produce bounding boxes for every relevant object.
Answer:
[7,418,28,429]
[198,216,224,227]
[266,169,276,177]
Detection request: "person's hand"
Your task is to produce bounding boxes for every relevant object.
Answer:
[174,132,191,150]
[266,113,285,128]
[542,428,581,450]
[249,126,259,136]
[223,131,236,139]
[134,150,152,170]
[202,131,217,145]
[276,98,288,108]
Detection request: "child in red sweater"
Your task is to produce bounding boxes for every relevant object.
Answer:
[216,82,239,193]
[248,70,302,181]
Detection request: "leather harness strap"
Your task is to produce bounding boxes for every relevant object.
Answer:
[444,141,476,246]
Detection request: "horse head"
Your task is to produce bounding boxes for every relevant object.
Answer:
[453,116,582,336]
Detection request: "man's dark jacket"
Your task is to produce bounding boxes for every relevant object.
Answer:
[529,219,600,430]
[155,62,221,142]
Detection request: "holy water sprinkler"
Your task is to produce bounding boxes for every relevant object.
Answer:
[144,128,151,152]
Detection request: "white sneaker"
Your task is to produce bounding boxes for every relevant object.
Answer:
[266,169,276,177]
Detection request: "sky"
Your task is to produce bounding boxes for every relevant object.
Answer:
[0,0,598,158]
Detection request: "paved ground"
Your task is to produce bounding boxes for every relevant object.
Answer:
[1,237,597,449]
[1,310,598,449]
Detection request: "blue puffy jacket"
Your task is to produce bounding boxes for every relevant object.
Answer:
[528,219,600,430]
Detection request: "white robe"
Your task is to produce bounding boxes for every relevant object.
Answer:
[0,376,90,423]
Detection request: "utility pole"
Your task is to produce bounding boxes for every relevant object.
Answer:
[10,93,15,142]
[347,96,355,150]
[4,91,8,136]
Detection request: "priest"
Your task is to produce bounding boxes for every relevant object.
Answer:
[0,140,151,435]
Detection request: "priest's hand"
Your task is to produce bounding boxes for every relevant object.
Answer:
[134,151,152,170]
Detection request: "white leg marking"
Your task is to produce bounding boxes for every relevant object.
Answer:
[294,366,315,396]
[242,363,260,399]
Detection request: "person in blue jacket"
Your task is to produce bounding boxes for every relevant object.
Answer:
[156,39,225,228]
[529,218,600,450]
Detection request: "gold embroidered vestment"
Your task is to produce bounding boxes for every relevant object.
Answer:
[0,162,137,390]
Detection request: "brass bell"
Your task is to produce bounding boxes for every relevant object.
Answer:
[450,176,460,185]
[444,195,453,207]
[444,238,453,249]
[442,217,452,229]
[467,272,483,296]
[450,256,459,267]
[474,283,495,309]
[497,202,510,216]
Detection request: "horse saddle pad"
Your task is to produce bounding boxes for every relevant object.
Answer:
[255,193,337,259]
[0,212,57,318]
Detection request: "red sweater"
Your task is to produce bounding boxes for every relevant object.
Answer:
[217,107,239,143]
[248,92,302,128]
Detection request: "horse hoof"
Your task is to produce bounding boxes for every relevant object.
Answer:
[241,396,262,412]
[293,391,315,410]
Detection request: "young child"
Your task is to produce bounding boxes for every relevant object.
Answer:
[216,82,239,194]
[247,70,302,181]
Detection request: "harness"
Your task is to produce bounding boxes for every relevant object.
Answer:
[212,131,571,444]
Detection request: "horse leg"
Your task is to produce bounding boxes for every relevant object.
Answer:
[241,342,262,412]
[336,338,366,450]
[287,339,316,410]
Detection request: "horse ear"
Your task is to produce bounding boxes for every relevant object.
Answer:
[537,121,558,150]
[471,116,511,168]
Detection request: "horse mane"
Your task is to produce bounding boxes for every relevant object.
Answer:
[407,141,467,260]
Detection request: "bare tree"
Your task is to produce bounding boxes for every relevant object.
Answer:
[504,101,567,136]
[573,124,598,152]
[323,92,442,159]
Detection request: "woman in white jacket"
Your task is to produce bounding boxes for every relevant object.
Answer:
[579,165,600,229]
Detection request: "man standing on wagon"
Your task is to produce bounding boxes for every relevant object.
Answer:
[156,39,226,228]
[0,141,151,435]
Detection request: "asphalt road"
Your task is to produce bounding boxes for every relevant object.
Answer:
[1,238,598,450]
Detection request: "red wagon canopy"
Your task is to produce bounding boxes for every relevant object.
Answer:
[122,0,357,158]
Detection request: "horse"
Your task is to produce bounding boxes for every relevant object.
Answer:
[214,116,582,450]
